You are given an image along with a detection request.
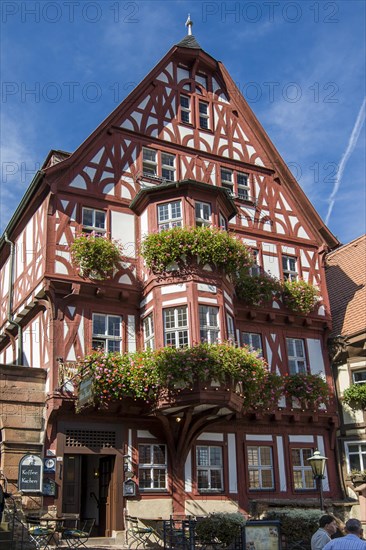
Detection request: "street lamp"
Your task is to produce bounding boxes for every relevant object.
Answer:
[307,450,328,511]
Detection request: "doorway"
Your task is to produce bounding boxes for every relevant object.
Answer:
[62,454,115,536]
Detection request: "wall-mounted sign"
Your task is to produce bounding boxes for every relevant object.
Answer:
[123,479,137,497]
[43,478,56,497]
[18,455,43,493]
[244,521,281,550]
[44,457,56,474]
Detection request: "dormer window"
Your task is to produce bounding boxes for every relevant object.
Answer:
[180,95,191,124]
[82,208,106,234]
[195,201,211,227]
[143,148,157,177]
[157,200,182,231]
[199,101,210,130]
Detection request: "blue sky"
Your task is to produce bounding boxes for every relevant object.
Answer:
[1,0,365,245]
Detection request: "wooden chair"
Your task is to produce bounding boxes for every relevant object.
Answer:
[61,518,95,549]
[125,515,157,549]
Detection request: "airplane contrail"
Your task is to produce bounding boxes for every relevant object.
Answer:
[325,97,366,226]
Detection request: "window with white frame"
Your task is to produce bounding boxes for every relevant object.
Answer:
[143,314,154,350]
[219,213,228,231]
[237,172,250,200]
[247,446,274,490]
[180,95,191,124]
[164,306,189,348]
[226,314,235,342]
[82,208,106,234]
[161,153,176,182]
[199,306,219,344]
[142,147,157,177]
[138,444,167,490]
[195,201,211,226]
[353,370,366,384]
[92,314,122,352]
[346,442,366,472]
[249,249,261,276]
[221,168,234,195]
[196,445,223,492]
[157,201,182,231]
[199,101,210,130]
[282,255,298,281]
[242,333,263,356]
[286,338,306,374]
[291,448,315,489]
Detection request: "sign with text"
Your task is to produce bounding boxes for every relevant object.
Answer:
[78,376,93,409]
[18,454,43,493]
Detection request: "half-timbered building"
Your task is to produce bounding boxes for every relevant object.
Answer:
[0,28,343,538]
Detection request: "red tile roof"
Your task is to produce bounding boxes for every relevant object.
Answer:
[326,235,366,337]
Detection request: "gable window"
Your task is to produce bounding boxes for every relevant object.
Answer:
[157,200,182,231]
[226,314,235,342]
[92,314,121,352]
[138,444,167,490]
[221,168,234,195]
[195,201,211,226]
[199,305,219,344]
[353,371,366,384]
[247,446,274,490]
[143,314,154,350]
[161,153,176,182]
[242,332,263,356]
[82,208,106,234]
[249,249,261,276]
[286,338,306,374]
[346,443,366,472]
[196,445,223,492]
[237,172,250,200]
[142,147,157,177]
[164,306,189,348]
[291,448,315,489]
[196,73,208,89]
[282,255,298,281]
[180,95,191,124]
[199,101,210,130]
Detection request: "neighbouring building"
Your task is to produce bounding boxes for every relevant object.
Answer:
[326,235,366,520]
[0,27,344,538]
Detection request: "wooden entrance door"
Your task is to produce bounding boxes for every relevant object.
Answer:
[62,455,81,514]
[98,456,115,536]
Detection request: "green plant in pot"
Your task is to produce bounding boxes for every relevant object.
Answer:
[235,273,281,306]
[70,232,122,280]
[343,383,366,410]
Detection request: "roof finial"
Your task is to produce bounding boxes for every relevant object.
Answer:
[185,14,193,36]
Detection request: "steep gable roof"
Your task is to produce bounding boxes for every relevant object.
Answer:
[326,234,366,338]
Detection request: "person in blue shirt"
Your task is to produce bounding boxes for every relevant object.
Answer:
[311,515,338,550]
[323,518,366,549]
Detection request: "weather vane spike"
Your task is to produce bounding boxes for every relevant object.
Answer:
[185,14,193,36]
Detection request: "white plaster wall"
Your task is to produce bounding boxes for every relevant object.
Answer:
[307,338,325,376]
[262,254,280,278]
[185,451,192,492]
[111,211,136,258]
[185,500,239,516]
[338,364,364,424]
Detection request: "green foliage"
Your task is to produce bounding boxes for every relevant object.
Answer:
[70,233,122,280]
[76,345,331,412]
[343,383,366,410]
[263,508,322,548]
[235,273,281,305]
[195,513,246,547]
[141,226,253,276]
[282,279,319,314]
[284,373,330,408]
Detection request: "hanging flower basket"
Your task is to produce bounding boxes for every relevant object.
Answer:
[70,232,122,280]
[343,383,366,410]
[281,279,319,315]
[284,372,330,409]
[141,226,253,277]
[235,273,281,306]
